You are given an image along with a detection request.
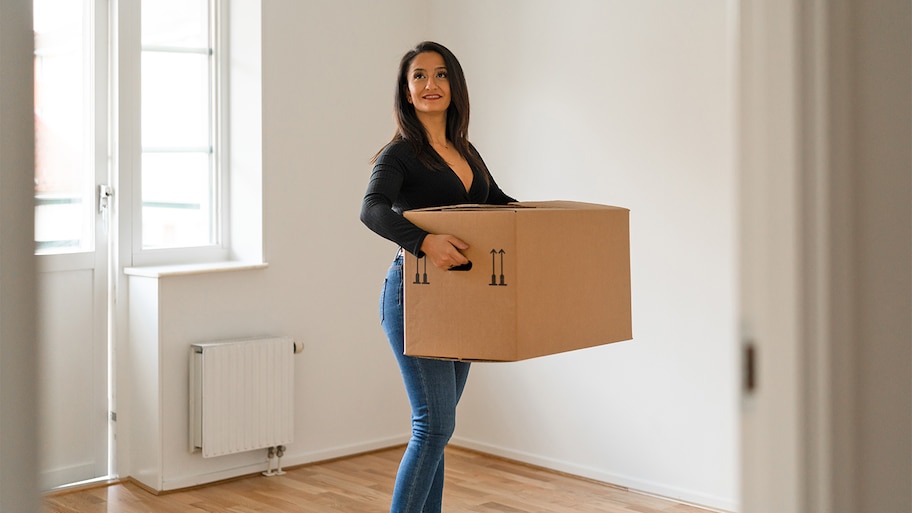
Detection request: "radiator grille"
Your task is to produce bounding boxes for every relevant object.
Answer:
[190,337,295,458]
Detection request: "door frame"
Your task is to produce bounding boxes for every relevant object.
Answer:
[738,0,861,511]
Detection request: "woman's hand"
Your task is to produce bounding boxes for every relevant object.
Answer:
[420,234,469,270]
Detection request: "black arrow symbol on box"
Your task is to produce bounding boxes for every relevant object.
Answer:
[414,256,429,285]
[490,249,497,285]
[490,249,507,286]
[498,249,507,286]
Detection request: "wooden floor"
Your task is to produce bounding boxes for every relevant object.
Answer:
[42,446,714,513]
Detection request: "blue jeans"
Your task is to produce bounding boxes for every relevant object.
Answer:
[380,255,471,513]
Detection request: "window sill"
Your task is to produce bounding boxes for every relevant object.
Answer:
[123,260,268,278]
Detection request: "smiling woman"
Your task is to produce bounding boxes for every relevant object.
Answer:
[404,52,451,117]
[403,52,476,193]
[360,41,517,513]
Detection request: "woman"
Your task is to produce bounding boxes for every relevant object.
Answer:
[360,41,516,513]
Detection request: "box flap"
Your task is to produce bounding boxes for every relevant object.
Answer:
[406,201,629,215]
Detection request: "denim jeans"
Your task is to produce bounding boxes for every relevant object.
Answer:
[380,255,471,513]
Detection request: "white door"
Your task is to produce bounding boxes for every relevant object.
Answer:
[737,2,804,510]
[34,0,111,490]
[740,1,911,511]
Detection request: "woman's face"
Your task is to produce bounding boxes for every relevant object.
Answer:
[405,51,450,116]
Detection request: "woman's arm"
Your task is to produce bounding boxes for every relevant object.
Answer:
[360,149,464,266]
[486,173,517,205]
[360,172,429,257]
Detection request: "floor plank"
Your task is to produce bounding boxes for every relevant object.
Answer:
[42,446,718,513]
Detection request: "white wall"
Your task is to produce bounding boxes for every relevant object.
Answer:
[117,0,431,488]
[256,0,424,459]
[10,0,903,511]
[431,1,738,510]
[116,0,738,509]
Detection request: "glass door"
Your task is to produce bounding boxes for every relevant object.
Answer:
[33,0,111,490]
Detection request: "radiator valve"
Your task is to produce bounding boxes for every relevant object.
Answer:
[262,445,287,477]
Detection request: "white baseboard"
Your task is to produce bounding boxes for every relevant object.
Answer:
[154,433,736,513]
[40,462,99,491]
[161,434,409,491]
[283,434,409,467]
[451,436,737,513]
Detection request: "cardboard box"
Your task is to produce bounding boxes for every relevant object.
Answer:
[403,201,631,361]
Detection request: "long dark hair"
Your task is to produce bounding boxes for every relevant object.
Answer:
[374,41,488,182]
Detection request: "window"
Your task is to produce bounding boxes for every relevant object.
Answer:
[127,0,265,267]
[33,0,98,254]
[140,0,220,250]
[34,0,262,266]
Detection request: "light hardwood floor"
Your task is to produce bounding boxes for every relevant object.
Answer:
[42,446,715,513]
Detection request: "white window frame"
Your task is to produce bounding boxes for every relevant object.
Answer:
[127,0,228,266]
[33,0,108,259]
[116,0,262,271]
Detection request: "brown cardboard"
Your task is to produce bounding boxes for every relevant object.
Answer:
[403,201,631,361]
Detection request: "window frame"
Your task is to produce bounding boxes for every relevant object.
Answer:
[32,0,107,257]
[117,0,262,271]
[127,0,230,267]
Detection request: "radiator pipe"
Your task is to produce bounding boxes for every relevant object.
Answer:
[275,445,286,475]
[262,445,287,476]
[263,446,277,476]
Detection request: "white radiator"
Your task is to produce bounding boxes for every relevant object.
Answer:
[190,336,296,458]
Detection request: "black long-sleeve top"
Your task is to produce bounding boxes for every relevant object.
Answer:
[360,140,516,256]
